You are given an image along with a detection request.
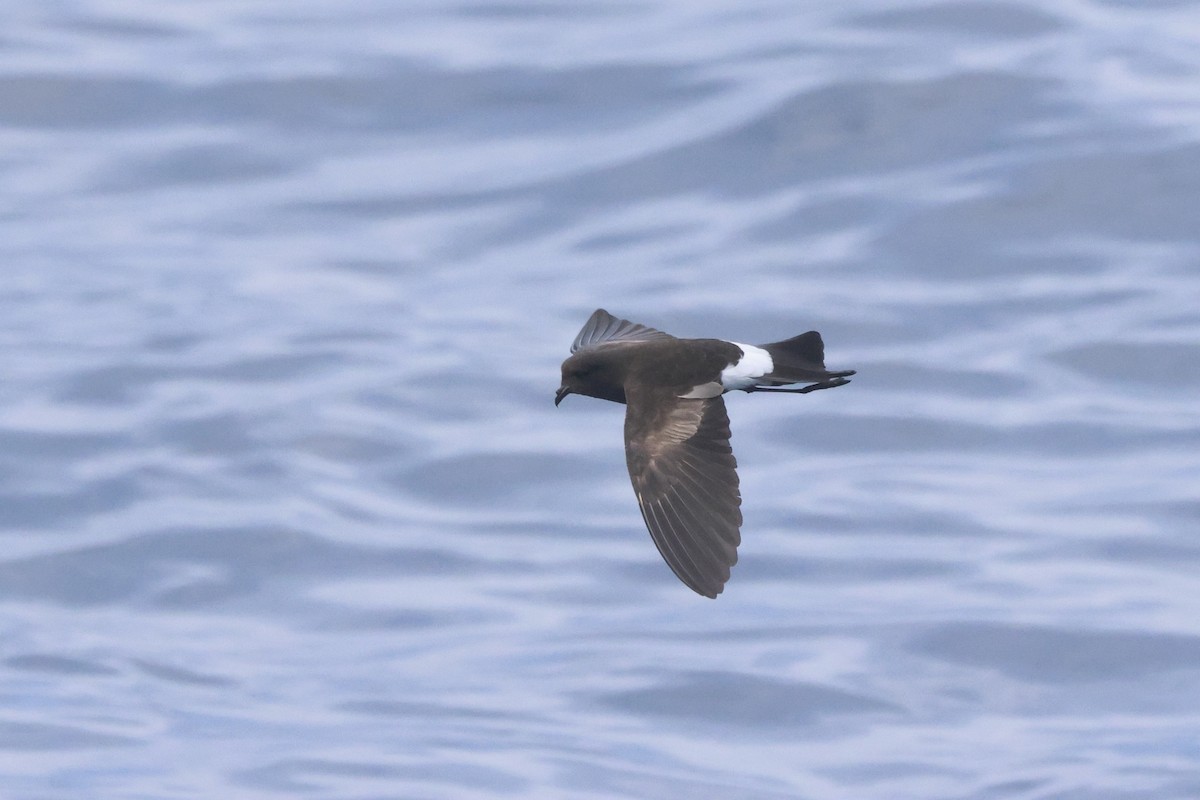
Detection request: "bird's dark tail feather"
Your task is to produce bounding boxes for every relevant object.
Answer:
[754,331,855,391]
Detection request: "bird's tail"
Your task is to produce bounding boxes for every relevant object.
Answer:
[756,331,855,389]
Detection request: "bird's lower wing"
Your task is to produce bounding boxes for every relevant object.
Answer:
[623,388,742,598]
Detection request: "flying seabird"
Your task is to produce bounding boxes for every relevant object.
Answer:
[556,308,854,598]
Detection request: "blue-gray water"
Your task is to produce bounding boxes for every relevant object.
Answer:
[3,1,1200,798]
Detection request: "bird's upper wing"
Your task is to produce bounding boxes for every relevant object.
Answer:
[572,308,675,353]
[623,385,742,597]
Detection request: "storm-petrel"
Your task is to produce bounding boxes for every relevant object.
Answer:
[556,308,855,598]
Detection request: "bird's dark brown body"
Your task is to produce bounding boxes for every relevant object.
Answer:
[557,338,741,406]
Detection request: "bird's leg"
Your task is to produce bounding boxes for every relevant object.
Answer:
[744,376,853,394]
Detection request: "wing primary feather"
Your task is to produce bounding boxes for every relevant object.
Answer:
[656,490,723,575]
[667,470,739,551]
[642,496,708,594]
[674,456,742,530]
[665,478,737,564]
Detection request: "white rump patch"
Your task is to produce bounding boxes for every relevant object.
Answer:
[719,343,773,390]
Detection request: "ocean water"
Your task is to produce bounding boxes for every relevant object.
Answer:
[3,1,1200,797]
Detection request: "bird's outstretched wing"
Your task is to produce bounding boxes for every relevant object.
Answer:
[572,308,675,353]
[623,385,742,598]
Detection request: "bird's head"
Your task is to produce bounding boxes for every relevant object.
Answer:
[556,350,626,406]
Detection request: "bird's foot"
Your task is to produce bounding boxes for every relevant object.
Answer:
[745,373,854,394]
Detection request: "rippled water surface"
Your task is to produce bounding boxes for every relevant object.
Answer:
[3,1,1200,797]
